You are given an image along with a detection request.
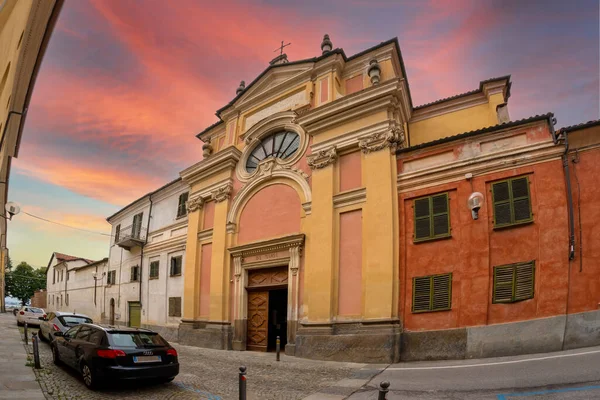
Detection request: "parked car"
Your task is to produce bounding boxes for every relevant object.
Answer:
[38,311,93,342]
[51,324,179,389]
[16,306,45,326]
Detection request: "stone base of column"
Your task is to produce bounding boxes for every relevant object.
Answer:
[178,320,232,350]
[295,320,401,363]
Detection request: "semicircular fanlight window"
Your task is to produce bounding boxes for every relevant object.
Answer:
[245,131,300,173]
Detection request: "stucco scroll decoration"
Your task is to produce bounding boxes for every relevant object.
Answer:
[211,183,233,203]
[186,196,204,213]
[358,127,403,154]
[307,146,337,170]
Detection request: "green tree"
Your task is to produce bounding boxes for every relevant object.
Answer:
[5,262,46,305]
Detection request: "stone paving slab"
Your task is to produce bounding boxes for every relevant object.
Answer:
[0,312,45,399]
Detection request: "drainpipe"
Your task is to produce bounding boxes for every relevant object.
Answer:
[561,130,576,261]
[139,196,153,320]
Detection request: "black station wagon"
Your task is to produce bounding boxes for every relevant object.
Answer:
[51,323,179,389]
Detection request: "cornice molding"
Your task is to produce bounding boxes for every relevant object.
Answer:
[410,95,488,123]
[180,146,241,187]
[333,187,366,208]
[397,141,562,193]
[296,78,403,134]
[307,146,337,169]
[148,219,188,237]
[229,233,305,258]
[144,235,187,255]
[198,228,213,242]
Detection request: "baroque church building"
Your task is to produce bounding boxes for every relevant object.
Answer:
[101,36,600,363]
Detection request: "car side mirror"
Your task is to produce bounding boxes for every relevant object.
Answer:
[53,332,64,337]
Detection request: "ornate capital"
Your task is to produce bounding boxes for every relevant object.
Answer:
[359,128,403,154]
[211,183,233,203]
[289,245,301,276]
[307,146,337,169]
[186,196,204,213]
[233,255,242,282]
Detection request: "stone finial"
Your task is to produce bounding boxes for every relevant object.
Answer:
[367,59,381,85]
[321,34,332,54]
[269,54,289,65]
[236,81,245,95]
[202,139,213,158]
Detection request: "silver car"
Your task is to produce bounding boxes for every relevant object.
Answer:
[38,311,93,342]
[16,306,45,326]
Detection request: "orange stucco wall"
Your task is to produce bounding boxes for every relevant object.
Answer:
[567,146,600,313]
[338,210,362,316]
[237,184,301,244]
[345,75,363,95]
[339,151,362,192]
[200,243,212,317]
[400,159,573,331]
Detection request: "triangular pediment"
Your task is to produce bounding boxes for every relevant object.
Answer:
[236,63,314,108]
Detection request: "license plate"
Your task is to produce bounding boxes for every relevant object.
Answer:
[133,355,161,363]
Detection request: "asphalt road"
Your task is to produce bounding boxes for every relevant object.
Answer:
[347,346,600,399]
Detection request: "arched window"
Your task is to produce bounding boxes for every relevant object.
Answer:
[245,131,300,173]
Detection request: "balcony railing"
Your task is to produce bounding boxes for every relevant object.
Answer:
[115,224,147,250]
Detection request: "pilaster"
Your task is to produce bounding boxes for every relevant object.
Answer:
[182,198,203,320]
[209,184,233,322]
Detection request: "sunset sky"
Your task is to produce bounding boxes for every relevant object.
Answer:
[7,0,599,267]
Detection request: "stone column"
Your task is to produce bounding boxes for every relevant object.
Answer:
[232,255,246,350]
[286,245,301,355]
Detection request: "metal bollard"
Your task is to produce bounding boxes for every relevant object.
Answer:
[378,381,390,400]
[276,336,280,361]
[32,333,41,369]
[239,366,247,400]
[23,322,28,343]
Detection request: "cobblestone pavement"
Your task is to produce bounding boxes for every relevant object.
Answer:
[28,334,365,400]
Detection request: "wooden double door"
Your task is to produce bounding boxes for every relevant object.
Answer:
[246,267,288,352]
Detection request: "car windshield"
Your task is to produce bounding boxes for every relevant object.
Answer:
[58,316,92,326]
[28,308,44,313]
[108,332,167,348]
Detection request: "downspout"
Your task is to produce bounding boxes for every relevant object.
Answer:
[139,196,153,321]
[561,130,576,261]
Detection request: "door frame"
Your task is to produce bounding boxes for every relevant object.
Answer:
[229,233,304,353]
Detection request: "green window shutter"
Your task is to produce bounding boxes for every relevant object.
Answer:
[414,198,431,240]
[177,192,189,217]
[514,262,535,301]
[412,276,431,312]
[174,297,181,317]
[493,261,535,303]
[149,261,159,278]
[492,176,532,228]
[493,265,514,303]
[412,273,452,313]
[168,297,174,316]
[414,193,450,242]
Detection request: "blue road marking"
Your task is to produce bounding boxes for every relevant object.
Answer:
[174,381,223,399]
[497,384,600,399]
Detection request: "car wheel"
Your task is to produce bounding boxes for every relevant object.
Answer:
[38,329,45,342]
[81,362,101,390]
[17,320,23,327]
[52,345,61,365]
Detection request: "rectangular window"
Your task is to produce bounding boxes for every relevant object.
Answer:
[149,261,159,279]
[177,192,189,218]
[413,192,450,242]
[130,265,140,282]
[67,271,70,281]
[114,224,121,243]
[492,176,532,228]
[107,270,116,285]
[170,256,182,277]
[53,269,55,284]
[66,294,69,305]
[412,273,452,313]
[493,261,535,303]
[168,297,182,317]
[132,212,143,239]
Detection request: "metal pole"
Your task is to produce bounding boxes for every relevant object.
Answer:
[239,366,247,400]
[378,381,390,400]
[23,322,28,343]
[276,336,280,361]
[32,333,41,369]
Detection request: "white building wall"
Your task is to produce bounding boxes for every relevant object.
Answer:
[46,258,88,313]
[63,260,108,321]
[105,179,189,339]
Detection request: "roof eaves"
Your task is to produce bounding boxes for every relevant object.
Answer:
[106,177,182,222]
[413,75,511,111]
[396,113,554,155]
[558,120,600,135]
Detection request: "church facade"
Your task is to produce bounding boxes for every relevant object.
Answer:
[176,36,600,362]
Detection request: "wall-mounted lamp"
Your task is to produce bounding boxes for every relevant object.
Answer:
[468,192,484,220]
